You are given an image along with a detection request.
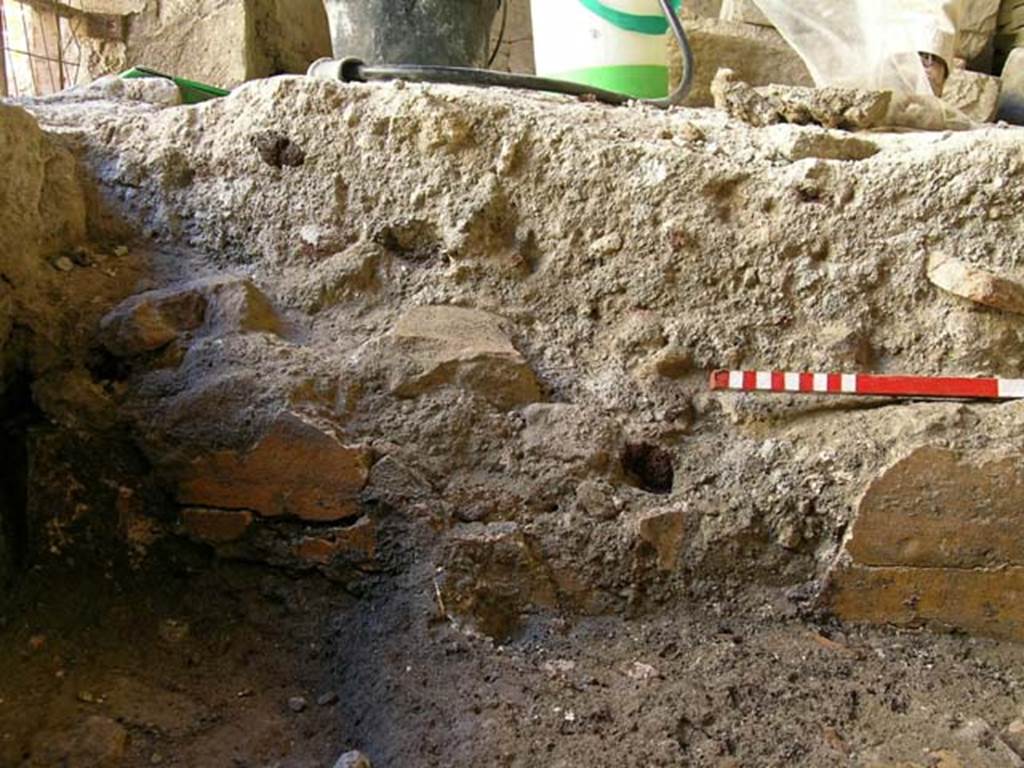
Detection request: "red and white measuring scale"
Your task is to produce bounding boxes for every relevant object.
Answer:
[710,370,1024,400]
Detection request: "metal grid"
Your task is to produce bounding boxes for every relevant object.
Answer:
[0,0,85,97]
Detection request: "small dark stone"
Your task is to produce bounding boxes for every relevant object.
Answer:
[250,131,306,168]
[317,691,339,707]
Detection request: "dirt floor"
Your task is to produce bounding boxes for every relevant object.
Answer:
[7,76,1024,768]
[3,548,1024,768]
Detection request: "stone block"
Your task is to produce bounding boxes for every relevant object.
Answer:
[847,447,1024,569]
[942,69,1000,122]
[711,69,891,130]
[294,516,376,565]
[389,305,542,409]
[957,0,999,60]
[99,285,206,357]
[668,18,813,107]
[829,565,1024,642]
[99,276,283,357]
[998,47,1024,124]
[177,412,371,522]
[89,0,331,88]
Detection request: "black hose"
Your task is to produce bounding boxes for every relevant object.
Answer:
[326,0,694,108]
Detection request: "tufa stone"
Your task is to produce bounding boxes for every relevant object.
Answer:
[99,284,207,356]
[99,276,282,358]
[176,412,371,523]
[294,516,377,565]
[389,305,542,410]
[927,252,1024,315]
[829,565,1024,642]
[181,508,254,544]
[847,447,1024,569]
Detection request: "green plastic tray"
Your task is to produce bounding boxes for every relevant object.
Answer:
[120,66,230,104]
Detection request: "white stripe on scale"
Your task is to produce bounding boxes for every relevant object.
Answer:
[997,378,1024,398]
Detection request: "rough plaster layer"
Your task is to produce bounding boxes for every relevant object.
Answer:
[7,75,1024,640]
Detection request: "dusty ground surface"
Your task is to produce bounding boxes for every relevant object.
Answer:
[3,554,1024,767]
[5,74,1024,766]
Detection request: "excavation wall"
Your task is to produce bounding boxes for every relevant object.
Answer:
[4,74,1024,640]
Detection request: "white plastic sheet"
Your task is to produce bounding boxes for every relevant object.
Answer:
[750,0,974,129]
[751,0,957,95]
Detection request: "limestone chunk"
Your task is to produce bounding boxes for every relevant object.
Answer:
[712,69,892,130]
[634,508,687,571]
[389,305,542,409]
[942,69,1000,123]
[99,276,283,357]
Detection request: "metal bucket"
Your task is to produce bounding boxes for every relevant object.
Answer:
[322,0,501,67]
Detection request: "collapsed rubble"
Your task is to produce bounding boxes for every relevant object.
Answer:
[4,73,1024,648]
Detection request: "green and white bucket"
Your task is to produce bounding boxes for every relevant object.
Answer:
[530,0,682,99]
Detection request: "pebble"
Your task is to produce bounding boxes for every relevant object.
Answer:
[52,256,74,272]
[334,751,372,768]
[288,696,308,713]
[157,619,190,644]
[317,691,339,707]
[69,247,95,267]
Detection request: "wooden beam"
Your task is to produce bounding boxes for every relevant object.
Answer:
[0,0,8,98]
[28,5,61,95]
[15,0,84,19]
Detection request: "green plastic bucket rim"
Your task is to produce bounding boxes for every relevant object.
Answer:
[578,0,683,35]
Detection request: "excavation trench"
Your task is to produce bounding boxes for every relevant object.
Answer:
[2,76,1024,766]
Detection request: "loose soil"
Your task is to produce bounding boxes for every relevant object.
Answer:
[3,552,1023,767]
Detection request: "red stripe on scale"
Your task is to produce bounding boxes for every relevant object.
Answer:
[709,370,1019,400]
[856,374,998,399]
